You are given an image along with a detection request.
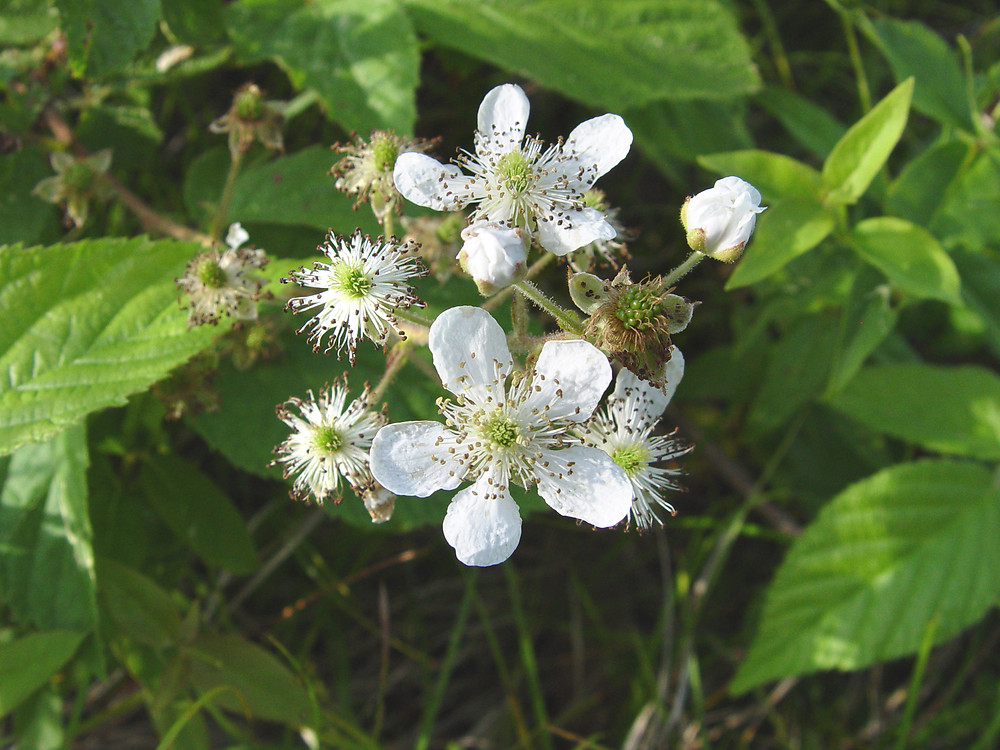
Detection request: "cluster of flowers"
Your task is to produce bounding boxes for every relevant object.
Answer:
[175,82,765,566]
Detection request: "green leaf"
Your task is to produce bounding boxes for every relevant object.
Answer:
[755,86,845,161]
[848,217,962,304]
[0,425,96,632]
[822,78,914,205]
[0,237,221,456]
[0,631,85,718]
[161,0,226,45]
[404,0,760,109]
[96,558,183,649]
[732,460,1000,693]
[698,150,823,201]
[230,147,380,235]
[951,248,1000,360]
[0,145,53,246]
[0,0,59,45]
[886,140,969,225]
[724,198,836,288]
[747,315,838,434]
[185,634,312,727]
[826,269,899,395]
[827,363,1000,459]
[55,0,161,77]
[226,0,418,133]
[863,17,973,131]
[931,152,1000,252]
[139,454,258,575]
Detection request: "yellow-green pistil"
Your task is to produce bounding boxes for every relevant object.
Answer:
[484,413,520,448]
[334,263,373,299]
[496,151,534,195]
[372,135,399,173]
[235,88,265,121]
[197,258,227,289]
[313,426,344,454]
[611,444,649,478]
[615,285,662,331]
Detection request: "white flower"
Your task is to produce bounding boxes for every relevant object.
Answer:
[578,350,691,530]
[271,381,385,504]
[682,176,766,263]
[458,222,527,295]
[176,222,268,327]
[393,83,633,257]
[369,306,632,566]
[283,230,426,363]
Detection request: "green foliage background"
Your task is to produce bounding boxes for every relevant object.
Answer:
[2,0,1000,747]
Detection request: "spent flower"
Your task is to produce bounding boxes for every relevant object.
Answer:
[393,83,632,256]
[176,222,269,327]
[369,306,632,566]
[566,189,631,273]
[283,230,426,363]
[578,351,690,529]
[272,381,385,504]
[33,148,113,228]
[210,83,285,156]
[331,130,432,221]
[682,176,766,262]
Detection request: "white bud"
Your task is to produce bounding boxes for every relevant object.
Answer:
[457,222,527,295]
[682,176,766,263]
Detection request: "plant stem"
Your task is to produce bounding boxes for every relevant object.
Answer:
[381,202,396,239]
[392,306,435,330]
[483,252,555,311]
[512,280,583,335]
[211,150,243,240]
[660,251,706,287]
[371,341,410,402]
[840,9,872,113]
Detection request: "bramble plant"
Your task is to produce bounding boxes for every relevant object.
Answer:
[2,1,1000,748]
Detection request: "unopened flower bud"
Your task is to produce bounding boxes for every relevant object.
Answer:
[457,222,527,296]
[681,176,765,263]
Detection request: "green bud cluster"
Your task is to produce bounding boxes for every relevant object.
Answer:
[334,263,374,299]
[614,284,663,331]
[496,151,533,195]
[484,413,520,448]
[371,134,399,173]
[313,426,345,453]
[197,258,228,289]
[235,88,265,121]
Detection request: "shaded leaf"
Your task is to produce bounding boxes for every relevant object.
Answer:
[96,558,183,649]
[951,247,1000,360]
[0,145,53,246]
[0,237,220,455]
[699,149,823,201]
[733,460,1000,692]
[140,454,258,574]
[55,0,161,76]
[822,78,914,205]
[0,425,96,632]
[0,631,85,718]
[849,217,962,304]
[755,86,846,160]
[931,152,1000,252]
[886,140,969,225]
[827,363,1000,459]
[827,268,899,394]
[404,0,760,109]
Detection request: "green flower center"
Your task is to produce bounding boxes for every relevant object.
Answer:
[615,285,662,331]
[371,135,399,172]
[197,258,227,289]
[333,263,373,299]
[235,89,265,121]
[484,413,520,448]
[313,426,344,453]
[64,162,96,193]
[611,444,649,477]
[496,151,534,195]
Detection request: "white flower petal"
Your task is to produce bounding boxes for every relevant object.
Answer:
[529,339,611,422]
[535,446,631,527]
[429,306,513,403]
[565,113,633,180]
[225,222,250,250]
[477,83,530,149]
[393,153,467,211]
[613,347,686,418]
[536,206,615,256]
[442,473,522,566]
[369,421,463,497]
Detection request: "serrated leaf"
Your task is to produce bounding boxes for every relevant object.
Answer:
[0,425,96,632]
[732,460,1000,693]
[725,198,836,288]
[55,0,161,77]
[862,17,974,131]
[185,634,312,727]
[226,0,418,133]
[404,0,760,109]
[827,363,1000,459]
[139,454,258,574]
[822,79,914,205]
[848,217,961,304]
[698,150,823,201]
[0,631,85,718]
[0,237,221,455]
